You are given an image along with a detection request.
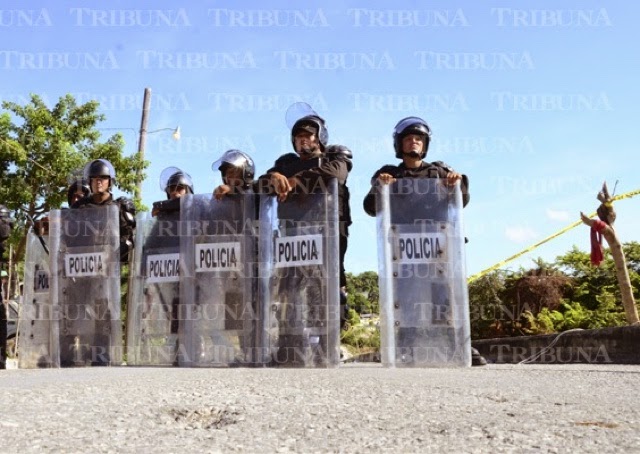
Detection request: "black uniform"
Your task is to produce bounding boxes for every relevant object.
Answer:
[0,211,13,369]
[363,160,470,217]
[259,147,352,287]
[73,194,136,262]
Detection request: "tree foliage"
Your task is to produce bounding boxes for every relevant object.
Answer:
[0,94,146,264]
[469,243,640,339]
[345,271,379,314]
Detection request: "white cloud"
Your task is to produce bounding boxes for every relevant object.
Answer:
[505,225,538,243]
[546,209,570,222]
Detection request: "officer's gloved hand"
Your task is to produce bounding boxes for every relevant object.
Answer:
[152,198,181,217]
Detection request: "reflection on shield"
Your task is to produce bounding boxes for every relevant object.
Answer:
[377,178,471,367]
[126,211,182,366]
[48,206,123,367]
[18,232,56,368]
[259,179,340,368]
[179,192,258,367]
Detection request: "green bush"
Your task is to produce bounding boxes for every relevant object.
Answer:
[341,319,380,351]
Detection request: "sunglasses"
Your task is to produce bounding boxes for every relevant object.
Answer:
[168,184,187,192]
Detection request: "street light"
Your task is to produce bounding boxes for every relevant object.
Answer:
[136,124,180,203]
[98,126,180,145]
[97,125,180,202]
[147,126,181,141]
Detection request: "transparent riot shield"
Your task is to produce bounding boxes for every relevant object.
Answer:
[377,179,471,367]
[18,231,57,368]
[49,206,123,367]
[126,211,181,366]
[179,192,258,367]
[258,179,340,368]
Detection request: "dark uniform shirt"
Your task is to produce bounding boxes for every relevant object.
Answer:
[363,160,470,217]
[259,152,352,235]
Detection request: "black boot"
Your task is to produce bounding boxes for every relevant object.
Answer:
[0,299,6,370]
[472,347,487,366]
[340,289,349,331]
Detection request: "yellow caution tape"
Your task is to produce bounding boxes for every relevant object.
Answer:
[467,188,640,283]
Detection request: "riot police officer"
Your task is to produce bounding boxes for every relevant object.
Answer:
[67,178,91,207]
[212,149,256,200]
[363,117,486,366]
[151,167,194,218]
[260,108,353,331]
[0,204,14,369]
[73,159,136,262]
[130,167,194,366]
[261,112,353,287]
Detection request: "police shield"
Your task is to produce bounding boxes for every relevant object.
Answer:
[179,192,258,367]
[126,212,181,366]
[49,206,123,366]
[377,179,471,367]
[259,179,340,368]
[18,231,57,368]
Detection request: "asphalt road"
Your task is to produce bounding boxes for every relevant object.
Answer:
[1,364,639,453]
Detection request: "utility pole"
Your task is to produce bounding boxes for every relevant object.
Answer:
[136,87,152,204]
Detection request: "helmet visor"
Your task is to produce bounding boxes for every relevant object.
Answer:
[285,102,320,130]
[394,116,431,137]
[159,166,193,192]
[211,149,254,173]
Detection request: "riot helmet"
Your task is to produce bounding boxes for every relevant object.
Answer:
[286,102,329,153]
[67,179,91,206]
[211,150,255,187]
[0,205,9,219]
[159,167,194,199]
[393,116,432,159]
[291,115,328,153]
[83,159,116,187]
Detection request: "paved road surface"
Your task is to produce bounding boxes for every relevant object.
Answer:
[1,364,639,453]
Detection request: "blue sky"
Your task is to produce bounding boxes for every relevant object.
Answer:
[2,1,639,278]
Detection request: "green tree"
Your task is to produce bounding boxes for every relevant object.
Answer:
[0,94,146,265]
[554,242,640,324]
[469,258,574,338]
[346,271,379,314]
[468,270,509,338]
[469,244,640,338]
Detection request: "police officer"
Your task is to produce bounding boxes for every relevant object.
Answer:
[73,159,136,262]
[151,167,194,218]
[67,178,91,207]
[0,204,14,369]
[363,117,486,366]
[260,111,353,329]
[142,168,194,364]
[212,149,256,200]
